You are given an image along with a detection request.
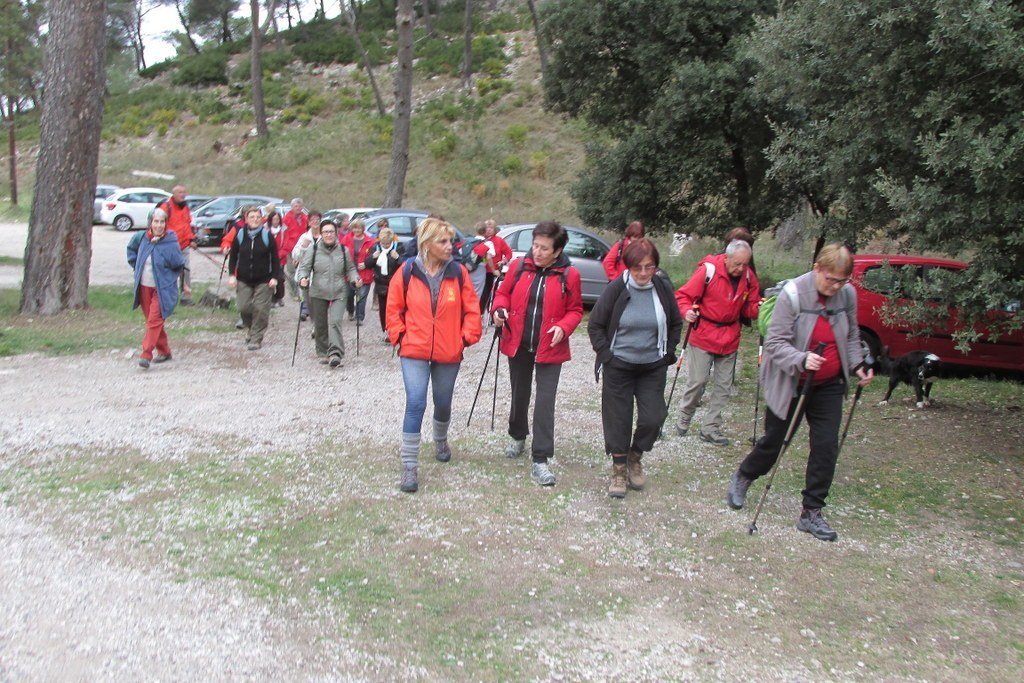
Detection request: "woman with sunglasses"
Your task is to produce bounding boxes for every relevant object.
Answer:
[588,239,683,498]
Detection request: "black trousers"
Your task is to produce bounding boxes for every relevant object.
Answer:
[507,349,562,462]
[600,357,668,456]
[739,377,845,509]
[480,272,496,314]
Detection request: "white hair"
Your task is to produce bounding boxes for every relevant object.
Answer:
[151,208,168,221]
[725,239,752,257]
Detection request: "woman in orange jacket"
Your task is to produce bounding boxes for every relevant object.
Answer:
[386,216,482,493]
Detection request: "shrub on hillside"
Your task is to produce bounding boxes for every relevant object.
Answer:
[292,32,360,65]
[428,130,458,159]
[231,50,293,82]
[417,34,507,78]
[504,123,528,147]
[172,51,229,86]
[139,59,175,79]
[477,77,513,98]
[502,154,523,176]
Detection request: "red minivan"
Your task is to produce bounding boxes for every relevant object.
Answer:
[851,254,1023,374]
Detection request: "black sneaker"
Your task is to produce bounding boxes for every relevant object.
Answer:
[797,508,839,542]
[153,354,172,364]
[726,469,753,510]
[138,358,150,369]
[676,425,689,437]
[329,355,342,368]
[700,432,730,446]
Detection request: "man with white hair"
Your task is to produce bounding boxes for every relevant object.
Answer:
[280,197,309,302]
[673,238,761,446]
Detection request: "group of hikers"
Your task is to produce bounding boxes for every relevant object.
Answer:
[127,199,874,542]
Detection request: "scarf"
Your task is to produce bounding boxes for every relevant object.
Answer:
[376,241,396,275]
[624,271,668,356]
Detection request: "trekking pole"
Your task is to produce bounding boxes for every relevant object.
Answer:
[748,342,826,535]
[290,300,304,367]
[467,327,500,427]
[665,304,698,413]
[837,384,864,457]
[356,289,362,357]
[750,334,764,444]
[490,337,501,431]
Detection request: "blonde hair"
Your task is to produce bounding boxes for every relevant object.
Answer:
[377,227,395,244]
[417,217,455,257]
[351,218,365,232]
[815,243,854,276]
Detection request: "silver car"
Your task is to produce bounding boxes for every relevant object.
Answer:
[498,224,611,304]
[191,195,284,246]
[93,184,121,223]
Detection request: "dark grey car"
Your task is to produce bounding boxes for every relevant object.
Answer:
[498,224,611,304]
[192,195,283,246]
[93,184,121,223]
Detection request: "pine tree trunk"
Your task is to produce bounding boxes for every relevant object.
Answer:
[526,0,548,80]
[20,0,106,315]
[382,0,414,208]
[345,2,386,117]
[250,0,269,139]
[5,97,17,206]
[461,0,473,91]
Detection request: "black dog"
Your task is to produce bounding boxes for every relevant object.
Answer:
[876,349,941,408]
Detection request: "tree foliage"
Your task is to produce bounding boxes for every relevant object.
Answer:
[749,0,1023,333]
[542,0,780,234]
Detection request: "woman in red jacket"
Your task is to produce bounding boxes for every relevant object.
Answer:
[602,220,645,280]
[491,221,583,487]
[386,216,482,493]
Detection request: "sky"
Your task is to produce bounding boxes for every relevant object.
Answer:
[140,1,341,65]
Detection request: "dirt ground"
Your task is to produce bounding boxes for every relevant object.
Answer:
[1,221,1022,680]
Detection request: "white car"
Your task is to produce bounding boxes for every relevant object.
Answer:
[99,187,171,232]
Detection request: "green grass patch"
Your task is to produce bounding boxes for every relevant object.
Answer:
[0,284,237,356]
[0,255,23,266]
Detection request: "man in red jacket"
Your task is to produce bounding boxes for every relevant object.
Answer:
[280,198,309,301]
[674,239,760,446]
[156,185,195,304]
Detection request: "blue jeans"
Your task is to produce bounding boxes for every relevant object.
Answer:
[348,283,371,321]
[400,357,461,434]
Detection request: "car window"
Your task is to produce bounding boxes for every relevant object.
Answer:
[385,216,416,236]
[145,193,167,203]
[860,264,921,298]
[507,230,531,252]
[564,231,607,260]
[124,192,147,204]
[205,199,231,214]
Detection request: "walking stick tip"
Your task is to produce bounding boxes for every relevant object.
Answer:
[748,523,757,535]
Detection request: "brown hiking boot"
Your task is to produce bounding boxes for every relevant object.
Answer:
[608,462,628,498]
[626,451,646,490]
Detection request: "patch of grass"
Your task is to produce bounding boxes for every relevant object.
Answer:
[0,285,237,357]
[0,255,23,266]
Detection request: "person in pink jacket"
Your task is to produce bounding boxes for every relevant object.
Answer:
[491,221,583,487]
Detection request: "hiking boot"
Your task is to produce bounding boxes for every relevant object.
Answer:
[626,451,646,490]
[531,462,556,487]
[700,431,730,446]
[329,355,342,368]
[797,507,839,542]
[676,424,689,437]
[235,319,245,329]
[608,462,628,499]
[400,465,418,493]
[153,353,172,364]
[435,441,451,463]
[726,469,753,510]
[138,358,150,369]
[179,298,194,306]
[247,343,261,351]
[504,438,526,459]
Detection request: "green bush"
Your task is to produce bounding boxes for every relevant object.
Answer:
[481,57,505,78]
[292,32,360,65]
[504,123,528,147]
[477,77,513,98]
[481,11,527,33]
[428,130,458,159]
[417,34,507,78]
[172,51,229,86]
[280,107,297,123]
[139,59,175,79]
[501,154,523,175]
[301,94,328,117]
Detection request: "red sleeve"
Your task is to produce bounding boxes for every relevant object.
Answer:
[460,266,483,346]
[602,242,621,280]
[675,263,710,312]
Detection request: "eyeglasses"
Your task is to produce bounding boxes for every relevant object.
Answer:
[320,229,336,234]
[630,264,657,273]
[823,274,851,285]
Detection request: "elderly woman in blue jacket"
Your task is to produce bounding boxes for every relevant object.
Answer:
[127,208,186,369]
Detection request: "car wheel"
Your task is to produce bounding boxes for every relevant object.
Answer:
[859,328,881,365]
[113,214,134,232]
